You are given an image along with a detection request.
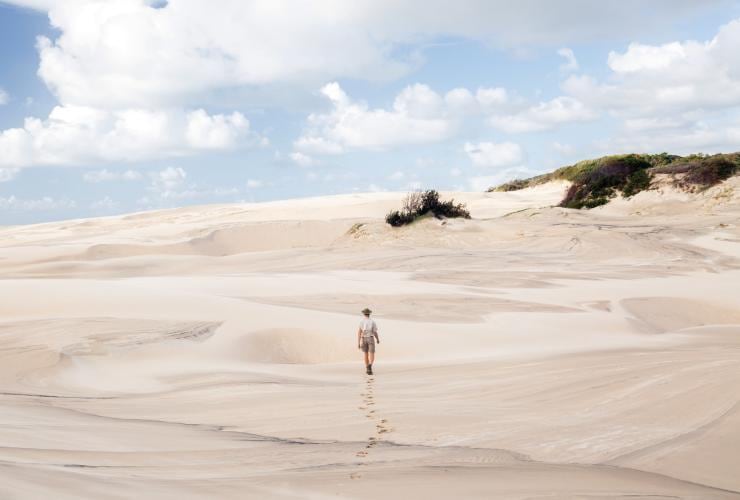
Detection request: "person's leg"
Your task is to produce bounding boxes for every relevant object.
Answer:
[362,340,370,373]
[367,343,375,374]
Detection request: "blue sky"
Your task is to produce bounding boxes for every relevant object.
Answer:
[1,0,740,224]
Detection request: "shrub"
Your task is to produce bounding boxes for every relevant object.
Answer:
[401,191,424,214]
[385,210,415,227]
[682,157,737,188]
[385,189,471,227]
[651,163,692,175]
[623,169,652,197]
[560,155,652,209]
[490,179,529,192]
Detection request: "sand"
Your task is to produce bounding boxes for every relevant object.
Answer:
[0,179,739,499]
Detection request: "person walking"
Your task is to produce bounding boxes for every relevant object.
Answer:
[357,308,380,375]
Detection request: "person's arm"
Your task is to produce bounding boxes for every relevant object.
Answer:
[357,328,362,349]
[373,323,380,344]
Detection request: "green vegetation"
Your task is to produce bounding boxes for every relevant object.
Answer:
[386,190,471,227]
[653,155,739,188]
[560,155,653,209]
[492,179,531,192]
[488,152,740,209]
[622,168,651,197]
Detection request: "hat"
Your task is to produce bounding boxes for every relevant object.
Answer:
[361,308,372,315]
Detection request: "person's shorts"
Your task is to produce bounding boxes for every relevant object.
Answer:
[361,338,375,353]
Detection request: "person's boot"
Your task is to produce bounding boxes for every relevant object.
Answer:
[368,364,373,375]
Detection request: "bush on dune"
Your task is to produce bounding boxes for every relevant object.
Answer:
[559,155,653,209]
[385,190,471,227]
[683,157,738,186]
[487,151,740,209]
[491,179,529,192]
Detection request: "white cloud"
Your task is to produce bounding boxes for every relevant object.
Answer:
[567,19,740,116]
[476,87,508,108]
[563,17,740,153]
[444,88,476,113]
[289,152,316,167]
[622,117,689,132]
[30,1,412,109]
[294,82,456,154]
[140,166,240,206]
[0,168,19,182]
[608,42,686,73]
[600,123,740,156]
[291,82,515,155]
[394,83,445,119]
[0,88,8,105]
[0,195,76,211]
[443,86,517,128]
[388,171,405,181]
[246,179,263,189]
[450,167,463,177]
[3,0,734,174]
[83,168,142,183]
[3,0,716,109]
[557,47,579,72]
[185,110,252,149]
[464,141,525,168]
[0,106,261,167]
[150,166,187,193]
[489,96,596,133]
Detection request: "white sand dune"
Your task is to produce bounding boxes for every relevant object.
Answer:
[1,179,739,498]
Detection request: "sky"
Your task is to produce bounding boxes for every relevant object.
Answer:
[1,1,740,224]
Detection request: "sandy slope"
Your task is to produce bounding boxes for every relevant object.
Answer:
[0,180,739,499]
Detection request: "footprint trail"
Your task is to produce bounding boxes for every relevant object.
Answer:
[351,374,394,479]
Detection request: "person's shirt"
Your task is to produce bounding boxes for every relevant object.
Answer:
[359,318,377,338]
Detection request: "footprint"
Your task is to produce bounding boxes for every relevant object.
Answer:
[350,472,362,480]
